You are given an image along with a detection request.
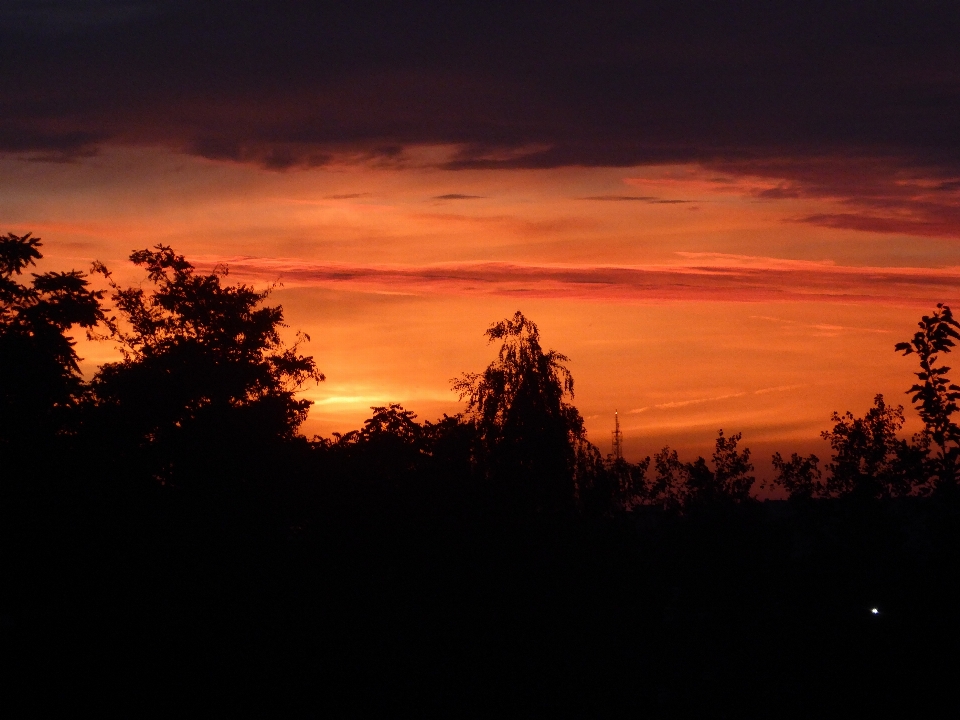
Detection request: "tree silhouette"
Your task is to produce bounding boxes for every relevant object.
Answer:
[320,404,477,490]
[453,311,590,510]
[708,429,755,502]
[650,446,688,511]
[327,404,427,481]
[645,430,755,510]
[601,454,652,512]
[770,452,823,501]
[820,394,923,498]
[683,430,755,506]
[91,246,323,483]
[0,233,105,454]
[895,303,960,489]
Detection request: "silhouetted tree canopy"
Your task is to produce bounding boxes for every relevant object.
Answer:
[646,430,755,511]
[819,394,925,499]
[453,311,593,510]
[0,233,105,453]
[324,404,428,481]
[597,454,652,513]
[91,246,323,482]
[8,228,960,517]
[319,404,477,489]
[770,451,823,501]
[896,303,960,489]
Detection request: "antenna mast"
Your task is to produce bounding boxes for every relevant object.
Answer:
[611,410,624,461]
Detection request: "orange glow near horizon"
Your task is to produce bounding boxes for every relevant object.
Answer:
[4,147,959,476]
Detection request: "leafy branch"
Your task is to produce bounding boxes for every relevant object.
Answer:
[895,303,960,487]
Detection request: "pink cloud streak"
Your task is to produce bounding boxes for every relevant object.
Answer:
[193,255,960,306]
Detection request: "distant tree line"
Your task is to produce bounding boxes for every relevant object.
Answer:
[3,231,959,516]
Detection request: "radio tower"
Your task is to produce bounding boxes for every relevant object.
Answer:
[611,410,624,461]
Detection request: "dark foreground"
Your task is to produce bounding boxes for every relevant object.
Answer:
[3,477,960,717]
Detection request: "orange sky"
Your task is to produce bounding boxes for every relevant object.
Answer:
[3,147,959,474]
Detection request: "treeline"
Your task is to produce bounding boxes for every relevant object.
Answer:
[3,231,960,515]
[6,233,960,712]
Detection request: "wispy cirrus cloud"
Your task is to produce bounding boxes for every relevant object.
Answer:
[629,384,807,414]
[749,315,892,336]
[753,384,807,395]
[194,253,960,306]
[630,392,747,414]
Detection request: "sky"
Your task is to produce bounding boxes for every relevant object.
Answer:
[4,1,960,469]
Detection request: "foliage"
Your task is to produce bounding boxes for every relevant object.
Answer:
[707,429,755,502]
[11,229,960,521]
[0,233,105,449]
[770,452,823,501]
[820,394,924,498]
[452,311,592,509]
[642,430,755,510]
[91,246,323,479]
[677,430,755,506]
[453,312,574,434]
[895,303,960,488]
[319,405,477,487]
[602,455,653,511]
[649,446,688,511]
[326,404,427,478]
[359,404,423,444]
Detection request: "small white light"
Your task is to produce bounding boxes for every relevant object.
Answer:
[871,608,879,615]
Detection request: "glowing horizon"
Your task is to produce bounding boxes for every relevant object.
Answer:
[4,145,955,479]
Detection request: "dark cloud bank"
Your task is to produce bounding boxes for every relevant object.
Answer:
[4,2,960,203]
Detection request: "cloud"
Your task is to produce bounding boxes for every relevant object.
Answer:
[582,195,691,203]
[192,254,960,306]
[753,384,806,395]
[2,1,960,182]
[583,195,658,202]
[792,213,960,238]
[1,1,161,33]
[433,194,485,200]
[749,315,892,336]
[628,159,960,238]
[649,392,748,410]
[629,384,805,414]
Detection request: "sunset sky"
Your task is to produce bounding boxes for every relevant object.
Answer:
[4,1,960,468]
